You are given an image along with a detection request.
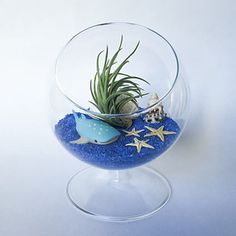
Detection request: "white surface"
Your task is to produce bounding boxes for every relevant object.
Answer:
[0,0,236,235]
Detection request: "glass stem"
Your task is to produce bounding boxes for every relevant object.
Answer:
[114,170,120,183]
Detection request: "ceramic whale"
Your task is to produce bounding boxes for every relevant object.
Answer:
[70,110,120,145]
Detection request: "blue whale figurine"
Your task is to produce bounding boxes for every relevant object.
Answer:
[70,110,120,145]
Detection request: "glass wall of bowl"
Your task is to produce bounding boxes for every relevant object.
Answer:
[49,22,190,222]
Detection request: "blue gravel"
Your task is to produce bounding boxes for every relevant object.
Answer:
[55,112,180,169]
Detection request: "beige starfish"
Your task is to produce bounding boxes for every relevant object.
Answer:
[125,138,155,153]
[144,125,176,142]
[122,128,144,137]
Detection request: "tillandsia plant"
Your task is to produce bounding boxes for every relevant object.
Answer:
[89,36,149,128]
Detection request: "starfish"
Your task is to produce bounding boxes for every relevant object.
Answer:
[144,125,176,142]
[125,138,155,153]
[122,128,144,137]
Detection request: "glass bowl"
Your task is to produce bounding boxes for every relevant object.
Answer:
[50,22,190,222]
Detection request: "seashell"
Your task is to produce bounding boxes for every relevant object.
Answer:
[117,94,138,114]
[147,92,160,107]
[144,93,166,123]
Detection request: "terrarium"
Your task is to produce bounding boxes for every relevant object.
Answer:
[50,22,190,222]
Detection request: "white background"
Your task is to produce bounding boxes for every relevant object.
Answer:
[0,0,236,235]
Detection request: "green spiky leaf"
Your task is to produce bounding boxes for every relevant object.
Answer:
[89,36,149,128]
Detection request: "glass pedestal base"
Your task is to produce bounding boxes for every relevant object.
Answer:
[67,166,171,222]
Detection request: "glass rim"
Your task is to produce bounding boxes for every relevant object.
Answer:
[55,22,179,118]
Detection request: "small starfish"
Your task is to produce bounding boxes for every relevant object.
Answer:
[125,138,155,153]
[144,125,176,142]
[122,128,144,137]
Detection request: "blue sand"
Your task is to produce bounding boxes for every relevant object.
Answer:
[55,113,180,170]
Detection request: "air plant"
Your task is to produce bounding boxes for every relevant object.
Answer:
[89,36,149,128]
